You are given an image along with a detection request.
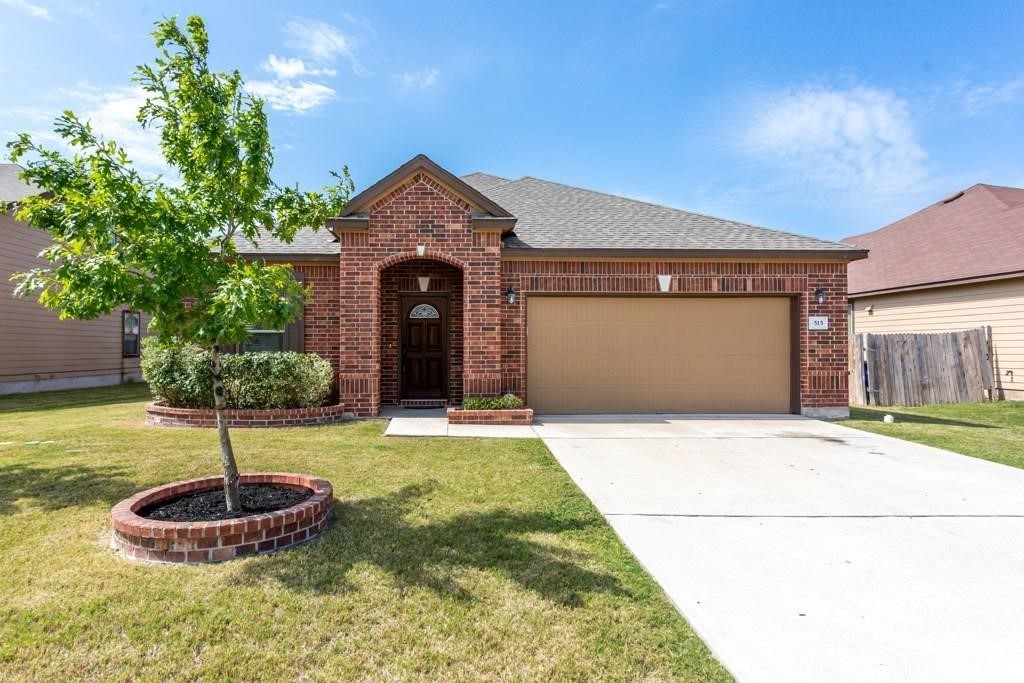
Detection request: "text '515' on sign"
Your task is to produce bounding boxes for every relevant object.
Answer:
[808,316,829,331]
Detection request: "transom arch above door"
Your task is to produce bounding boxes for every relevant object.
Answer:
[409,303,440,319]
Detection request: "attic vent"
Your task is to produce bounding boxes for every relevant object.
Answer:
[940,190,965,204]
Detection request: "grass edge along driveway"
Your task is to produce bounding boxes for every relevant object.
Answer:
[0,384,730,682]
[839,401,1024,470]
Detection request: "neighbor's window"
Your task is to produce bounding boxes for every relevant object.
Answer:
[241,328,285,353]
[122,311,141,357]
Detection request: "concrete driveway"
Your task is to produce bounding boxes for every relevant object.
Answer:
[534,414,1024,683]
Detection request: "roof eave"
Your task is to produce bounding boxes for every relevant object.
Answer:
[472,214,517,234]
[325,215,368,241]
[849,268,1024,298]
[500,247,869,261]
[235,252,340,262]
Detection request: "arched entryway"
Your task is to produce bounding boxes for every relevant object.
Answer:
[379,258,464,407]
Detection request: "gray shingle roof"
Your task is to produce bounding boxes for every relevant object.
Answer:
[233,227,338,256]
[462,173,859,253]
[0,164,40,203]
[235,167,861,257]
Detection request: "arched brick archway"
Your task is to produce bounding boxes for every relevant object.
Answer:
[378,257,465,406]
[375,250,467,273]
[334,172,504,416]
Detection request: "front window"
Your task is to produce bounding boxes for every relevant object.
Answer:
[241,328,285,353]
[122,311,141,357]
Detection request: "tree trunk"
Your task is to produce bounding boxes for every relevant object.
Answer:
[210,344,241,511]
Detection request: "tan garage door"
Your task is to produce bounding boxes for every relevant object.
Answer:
[527,296,793,414]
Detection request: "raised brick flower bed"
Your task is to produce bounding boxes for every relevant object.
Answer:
[446,407,534,425]
[145,402,347,428]
[111,473,332,564]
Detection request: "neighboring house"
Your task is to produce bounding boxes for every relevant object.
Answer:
[236,154,865,417]
[0,164,146,395]
[843,183,1024,401]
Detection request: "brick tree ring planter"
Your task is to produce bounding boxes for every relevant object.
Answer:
[145,402,347,428]
[446,407,534,425]
[111,473,332,564]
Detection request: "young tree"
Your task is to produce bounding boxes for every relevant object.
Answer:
[5,16,351,511]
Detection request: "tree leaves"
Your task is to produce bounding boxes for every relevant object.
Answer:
[5,14,352,346]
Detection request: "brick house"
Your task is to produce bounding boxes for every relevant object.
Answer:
[236,154,866,418]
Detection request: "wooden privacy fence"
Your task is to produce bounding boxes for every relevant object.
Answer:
[850,328,994,406]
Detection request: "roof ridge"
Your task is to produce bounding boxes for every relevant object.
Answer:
[843,183,1010,243]
[516,175,847,247]
[974,182,1024,191]
[462,171,509,181]
[975,182,1024,209]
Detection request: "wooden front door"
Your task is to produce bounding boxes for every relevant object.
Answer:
[400,296,448,399]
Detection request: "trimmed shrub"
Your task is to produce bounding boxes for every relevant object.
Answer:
[222,351,333,409]
[142,339,333,409]
[141,339,213,408]
[462,393,525,410]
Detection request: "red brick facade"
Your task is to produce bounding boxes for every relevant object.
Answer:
[291,263,341,377]
[502,260,850,410]
[335,172,503,416]
[288,169,852,417]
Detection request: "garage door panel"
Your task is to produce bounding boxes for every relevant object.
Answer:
[527,297,792,414]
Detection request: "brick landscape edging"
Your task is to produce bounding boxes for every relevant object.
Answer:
[446,407,534,425]
[111,473,332,564]
[145,403,347,428]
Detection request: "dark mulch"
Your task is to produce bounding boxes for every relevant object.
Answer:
[140,484,312,522]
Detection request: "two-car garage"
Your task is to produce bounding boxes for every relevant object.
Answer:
[526,296,795,414]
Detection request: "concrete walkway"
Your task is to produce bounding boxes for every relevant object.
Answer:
[534,414,1024,683]
[382,408,536,438]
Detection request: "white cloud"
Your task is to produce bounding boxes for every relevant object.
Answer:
[395,68,441,91]
[1,85,170,178]
[284,19,366,75]
[69,86,169,177]
[744,84,928,196]
[248,80,336,113]
[261,54,336,80]
[1,0,53,21]
[952,76,1024,117]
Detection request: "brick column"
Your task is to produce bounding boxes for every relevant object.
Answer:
[463,234,503,396]
[338,233,380,416]
[799,263,850,418]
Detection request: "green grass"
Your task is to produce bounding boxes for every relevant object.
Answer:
[840,402,1024,469]
[0,384,728,682]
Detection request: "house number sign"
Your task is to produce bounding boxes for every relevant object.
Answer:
[808,316,829,331]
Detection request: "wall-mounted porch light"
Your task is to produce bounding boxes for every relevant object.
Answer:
[657,274,672,293]
[417,276,430,292]
[814,287,826,305]
[506,286,517,304]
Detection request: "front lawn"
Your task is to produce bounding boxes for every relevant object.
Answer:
[0,384,728,682]
[840,401,1024,470]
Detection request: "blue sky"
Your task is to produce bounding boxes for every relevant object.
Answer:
[2,0,1022,240]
